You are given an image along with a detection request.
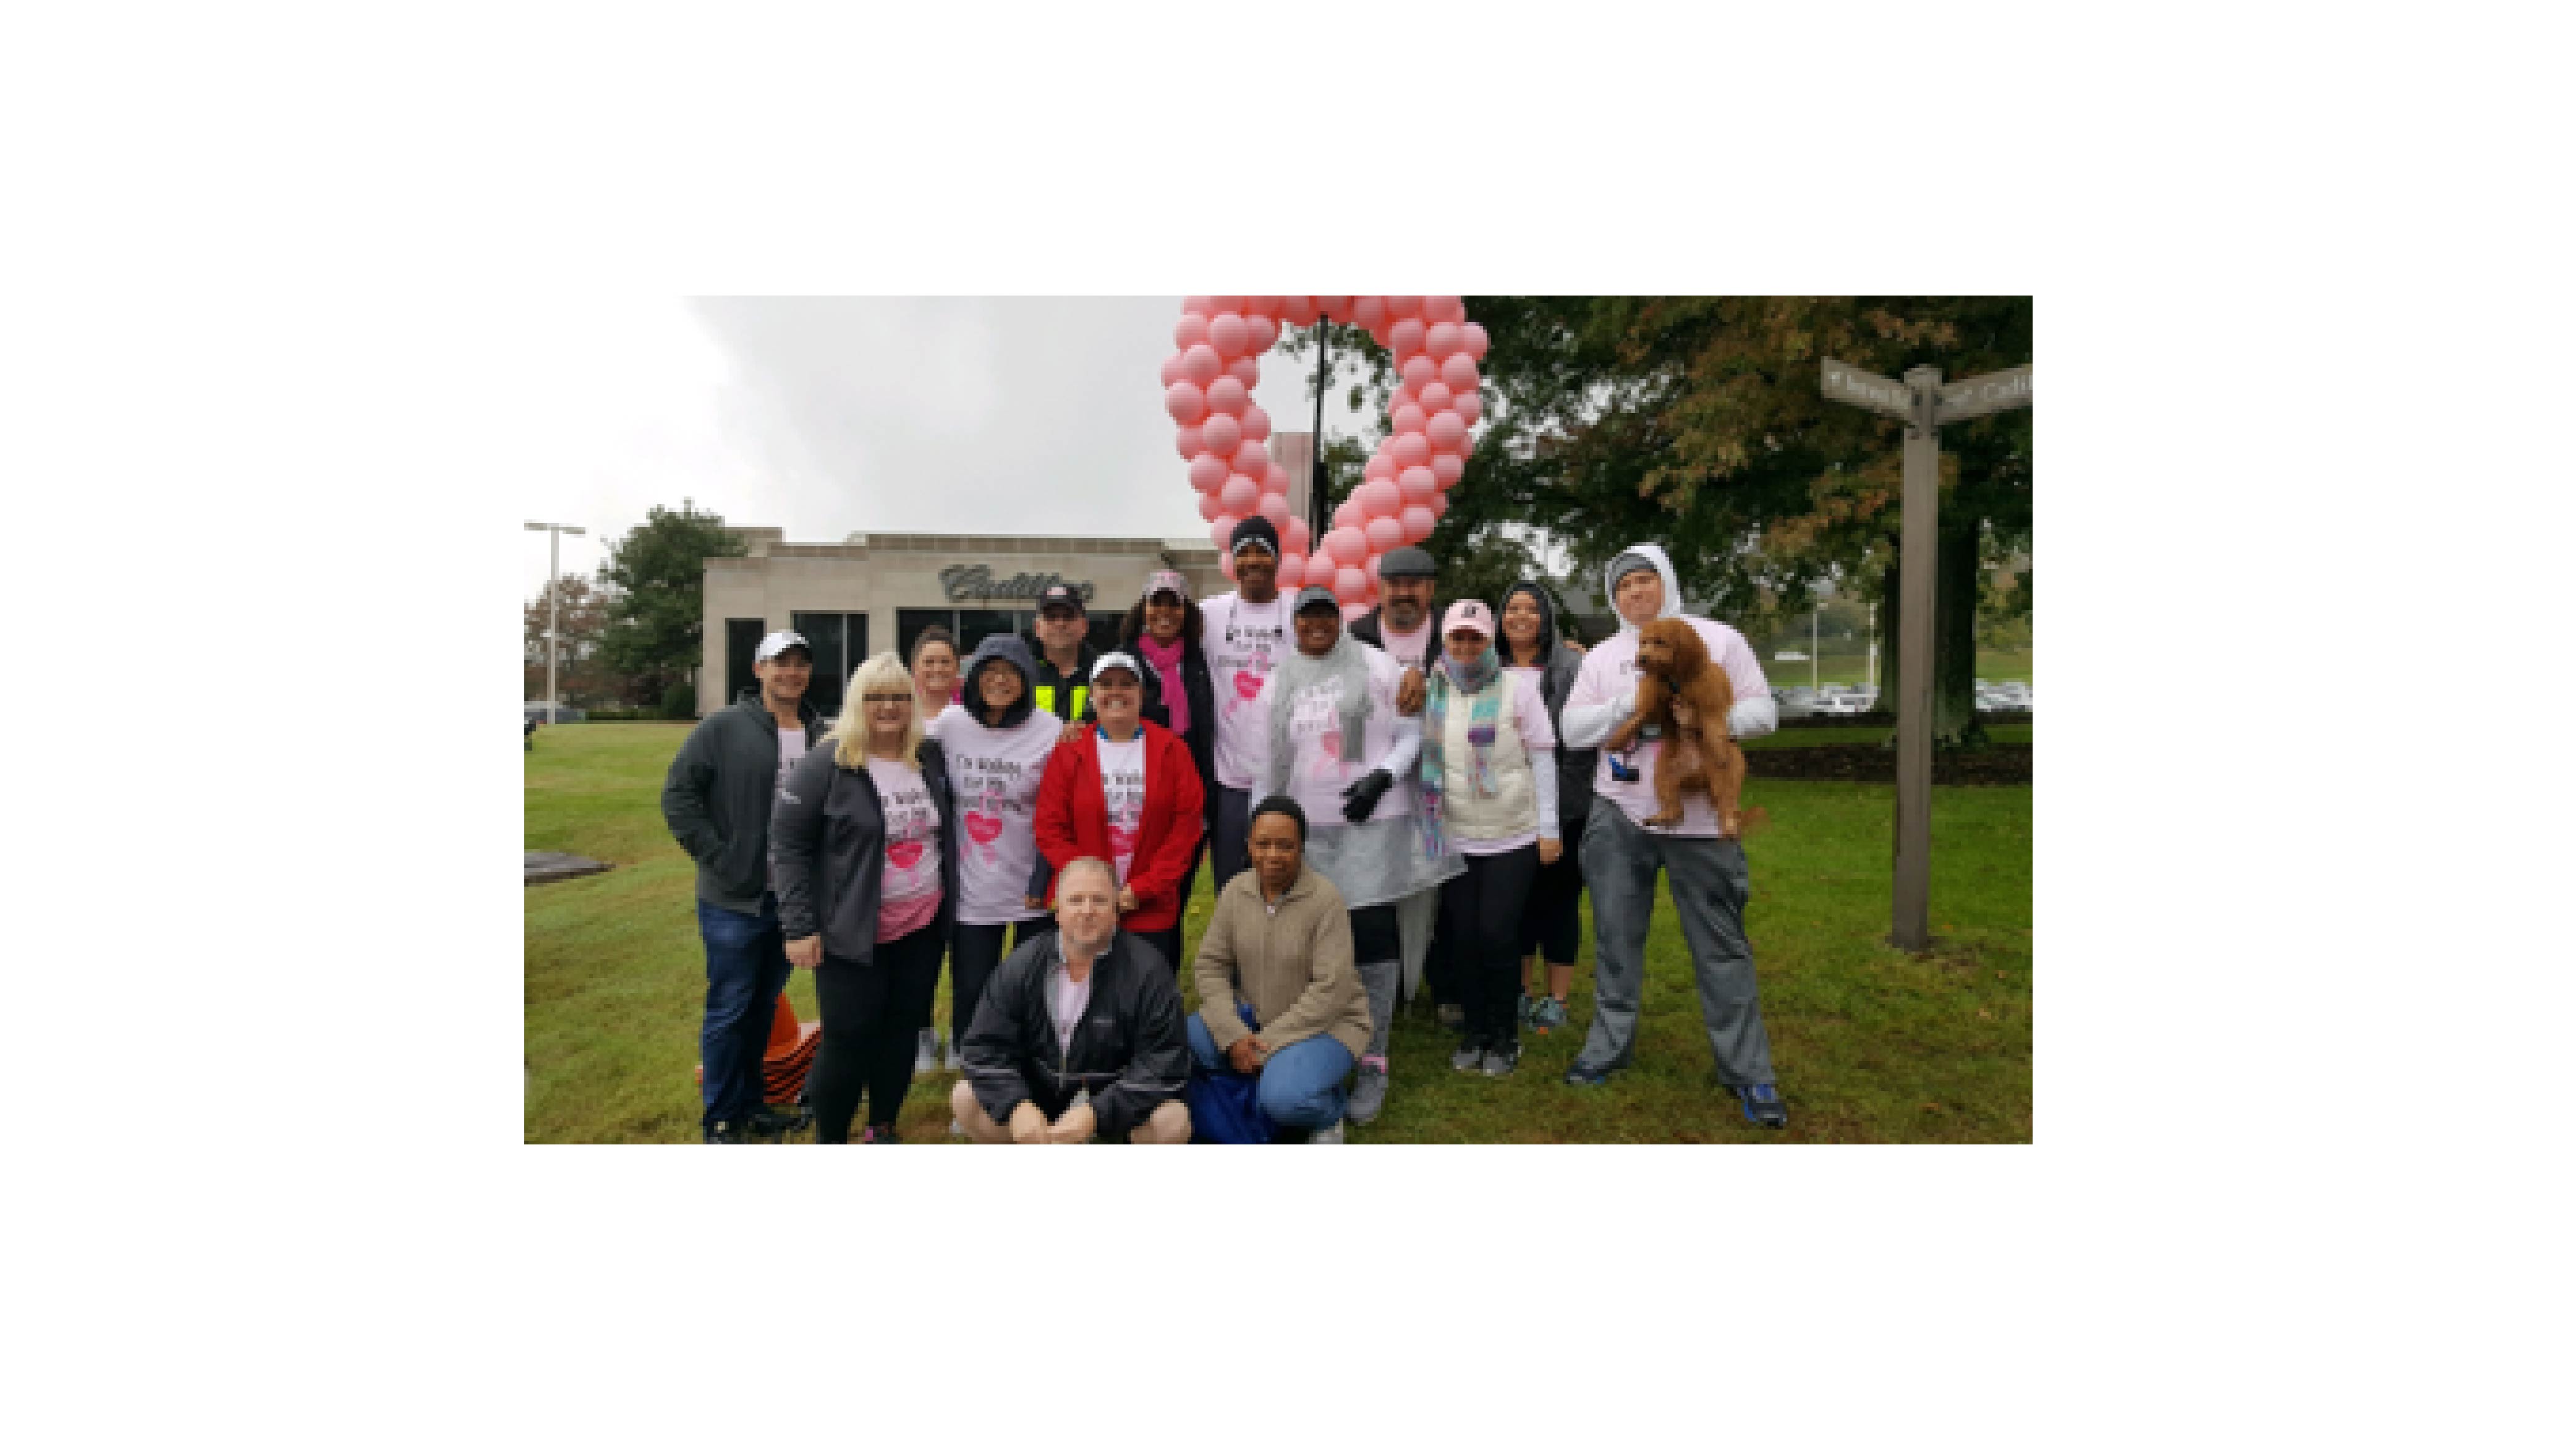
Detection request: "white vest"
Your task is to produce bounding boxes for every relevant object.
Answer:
[1436,671,1537,843]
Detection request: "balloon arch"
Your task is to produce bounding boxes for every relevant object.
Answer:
[1160,296,1487,610]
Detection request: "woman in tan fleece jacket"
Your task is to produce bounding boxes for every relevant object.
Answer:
[1187,796,1374,1143]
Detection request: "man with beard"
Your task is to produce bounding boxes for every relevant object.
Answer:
[950,858,1193,1144]
[1346,546,1460,1029]
[1196,516,1294,893]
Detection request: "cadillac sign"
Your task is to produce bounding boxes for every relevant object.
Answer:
[939,565,1097,604]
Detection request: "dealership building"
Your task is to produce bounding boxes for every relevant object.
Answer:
[698,527,1230,716]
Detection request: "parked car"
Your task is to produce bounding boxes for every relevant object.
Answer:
[1811,694,1876,717]
[523,702,587,724]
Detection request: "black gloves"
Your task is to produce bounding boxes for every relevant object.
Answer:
[1341,769,1394,823]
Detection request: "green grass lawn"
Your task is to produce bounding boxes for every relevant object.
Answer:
[527,723,2031,1144]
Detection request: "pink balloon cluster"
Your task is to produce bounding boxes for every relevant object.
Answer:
[1161,295,1488,609]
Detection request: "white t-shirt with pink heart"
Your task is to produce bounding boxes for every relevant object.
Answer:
[865,757,945,942]
[1095,733,1147,884]
[1200,590,1293,791]
[927,705,1059,926]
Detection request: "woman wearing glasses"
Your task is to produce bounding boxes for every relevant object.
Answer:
[772,650,960,1143]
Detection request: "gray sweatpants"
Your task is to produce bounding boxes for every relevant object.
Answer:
[1573,798,1778,1086]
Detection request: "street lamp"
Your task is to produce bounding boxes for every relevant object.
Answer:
[526,521,587,725]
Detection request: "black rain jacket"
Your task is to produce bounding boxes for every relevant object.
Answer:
[959,930,1189,1143]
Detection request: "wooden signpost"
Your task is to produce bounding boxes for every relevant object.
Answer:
[1819,357,2032,950]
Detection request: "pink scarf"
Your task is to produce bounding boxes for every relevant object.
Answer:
[1137,632,1189,738]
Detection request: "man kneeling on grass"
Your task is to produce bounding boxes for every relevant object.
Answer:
[951,857,1192,1144]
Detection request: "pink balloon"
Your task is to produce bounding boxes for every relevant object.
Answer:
[1423,295,1464,325]
[1453,392,1483,425]
[1314,296,1353,319]
[1400,503,1435,542]
[1369,324,1396,351]
[1274,553,1306,589]
[1246,315,1279,352]
[1211,295,1245,315]
[1278,296,1318,327]
[1384,295,1424,320]
[1362,555,1384,587]
[1400,355,1438,390]
[1220,474,1260,514]
[1393,404,1427,436]
[1398,465,1437,504]
[1427,410,1467,452]
[1431,453,1464,488]
[1165,382,1207,425]
[1257,492,1293,530]
[1183,296,1217,318]
[1239,402,1272,443]
[1160,353,1186,388]
[1210,513,1244,550]
[1324,527,1368,566]
[1205,377,1249,416]
[1333,565,1369,602]
[1200,412,1243,456]
[1348,296,1388,330]
[1427,492,1448,519]
[1181,344,1222,386]
[1356,478,1401,517]
[1335,498,1365,532]
[1176,313,1213,352]
[1419,381,1453,412]
[1362,453,1395,482]
[1233,440,1268,477]
[1461,322,1489,360]
[1175,423,1204,459]
[1209,313,1248,360]
[1392,432,1430,469]
[1388,317,1427,357]
[1197,492,1223,521]
[1424,322,1463,359]
[1264,460,1290,492]
[1226,355,1261,388]
[1219,551,1238,582]
[1189,453,1228,492]
[1441,354,1480,393]
[1365,515,1404,551]
[1284,517,1311,556]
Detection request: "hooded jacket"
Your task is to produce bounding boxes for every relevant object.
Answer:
[1558,540,1779,754]
[959,927,1191,1143]
[768,734,960,964]
[1501,582,1597,830]
[1032,719,1205,933]
[951,634,1060,904]
[660,688,828,912]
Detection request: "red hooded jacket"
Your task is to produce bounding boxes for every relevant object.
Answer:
[1032,720,1205,933]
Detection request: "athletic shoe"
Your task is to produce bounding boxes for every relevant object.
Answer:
[1531,997,1571,1034]
[1562,1062,1620,1088]
[861,1123,901,1144]
[703,1120,747,1144]
[949,1117,966,1139]
[1452,1038,1486,1073]
[1437,1003,1465,1029]
[1345,1058,1388,1124]
[748,1105,807,1140]
[1516,994,1534,1026]
[943,1031,964,1073]
[914,1028,940,1075]
[1481,1041,1521,1077]
[1735,1083,1788,1129]
[1307,1122,1345,1145]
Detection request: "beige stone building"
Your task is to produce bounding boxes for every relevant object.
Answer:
[699,529,1226,717]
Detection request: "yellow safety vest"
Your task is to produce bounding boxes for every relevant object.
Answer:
[1032,683,1087,722]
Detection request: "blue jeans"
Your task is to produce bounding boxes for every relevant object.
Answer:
[1186,1013,1354,1132]
[698,896,794,1130]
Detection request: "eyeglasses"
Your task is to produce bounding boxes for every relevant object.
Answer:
[861,692,913,705]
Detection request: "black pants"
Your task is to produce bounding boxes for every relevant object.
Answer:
[1131,838,1205,981]
[1440,845,1541,1049]
[811,924,946,1142]
[1518,828,1586,966]
[1211,786,1251,896]
[948,917,1048,1045]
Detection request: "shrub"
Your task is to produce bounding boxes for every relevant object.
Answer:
[660,681,697,720]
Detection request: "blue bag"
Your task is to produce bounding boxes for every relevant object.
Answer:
[1184,1003,1285,1144]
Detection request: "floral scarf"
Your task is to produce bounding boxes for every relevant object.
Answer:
[1419,644,1503,858]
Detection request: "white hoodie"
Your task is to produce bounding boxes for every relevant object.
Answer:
[1558,542,1777,835]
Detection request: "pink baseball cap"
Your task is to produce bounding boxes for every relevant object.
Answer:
[1442,600,1495,637]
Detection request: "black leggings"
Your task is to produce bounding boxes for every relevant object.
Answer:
[948,917,1049,1044]
[1518,828,1585,966]
[811,924,946,1142]
[1440,845,1541,1048]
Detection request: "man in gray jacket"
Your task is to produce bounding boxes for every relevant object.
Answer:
[660,630,825,1143]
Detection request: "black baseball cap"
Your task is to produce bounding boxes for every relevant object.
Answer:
[1037,584,1086,616]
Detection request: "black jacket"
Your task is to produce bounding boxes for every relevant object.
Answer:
[960,930,1190,1142]
[1123,624,1219,825]
[1024,637,1099,723]
[660,689,828,912]
[1502,582,1597,830]
[768,738,959,963]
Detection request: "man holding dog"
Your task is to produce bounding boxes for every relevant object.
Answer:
[1555,543,1790,1126]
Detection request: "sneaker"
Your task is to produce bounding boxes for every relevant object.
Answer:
[1516,994,1534,1026]
[943,1031,965,1073]
[1531,997,1571,1034]
[861,1123,901,1144]
[703,1120,747,1144]
[949,1117,966,1139]
[1452,1037,1486,1073]
[1735,1083,1788,1129]
[1562,1061,1620,1088]
[1482,1041,1521,1077]
[1437,1003,1465,1029]
[747,1105,807,1140]
[914,1028,941,1074]
[1307,1122,1345,1144]
[1345,1057,1388,1124]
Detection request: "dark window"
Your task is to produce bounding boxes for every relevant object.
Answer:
[958,610,1024,653]
[725,619,765,705]
[1087,616,1125,657]
[793,613,846,713]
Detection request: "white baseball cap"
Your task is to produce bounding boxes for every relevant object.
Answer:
[754,630,810,663]
[1090,651,1144,684]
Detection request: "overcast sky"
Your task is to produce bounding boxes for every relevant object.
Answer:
[519,298,1378,600]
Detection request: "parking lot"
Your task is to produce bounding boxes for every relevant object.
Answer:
[1770,679,2031,719]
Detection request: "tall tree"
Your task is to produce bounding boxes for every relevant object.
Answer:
[524,573,618,705]
[596,500,746,707]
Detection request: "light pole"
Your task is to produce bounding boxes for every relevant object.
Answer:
[1867,601,1879,692]
[525,521,587,725]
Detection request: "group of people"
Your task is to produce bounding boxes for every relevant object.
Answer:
[661,517,1790,1144]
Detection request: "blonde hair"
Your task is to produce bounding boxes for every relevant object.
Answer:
[831,650,925,770]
